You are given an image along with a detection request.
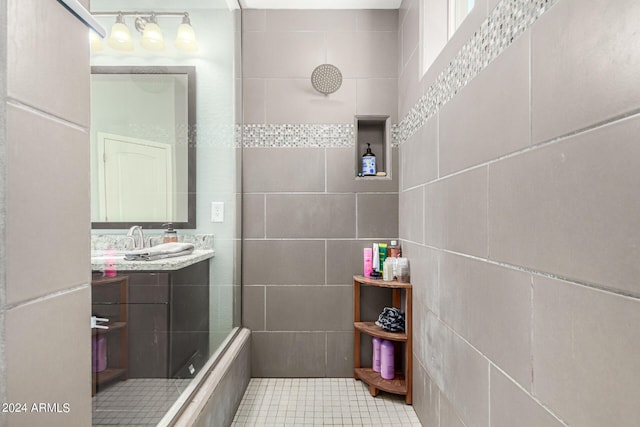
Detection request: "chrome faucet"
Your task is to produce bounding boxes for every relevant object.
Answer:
[126,225,145,250]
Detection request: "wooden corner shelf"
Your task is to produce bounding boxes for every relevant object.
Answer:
[354,322,408,342]
[354,368,407,395]
[353,275,412,288]
[353,275,412,405]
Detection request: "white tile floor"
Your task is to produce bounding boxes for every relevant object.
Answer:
[92,378,191,426]
[232,378,422,426]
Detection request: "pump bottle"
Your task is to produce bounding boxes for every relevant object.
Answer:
[162,223,178,243]
[361,143,376,176]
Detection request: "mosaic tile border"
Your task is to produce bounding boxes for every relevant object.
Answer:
[242,123,400,148]
[242,124,355,148]
[397,0,559,145]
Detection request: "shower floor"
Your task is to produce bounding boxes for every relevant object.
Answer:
[92,378,191,426]
[232,378,422,426]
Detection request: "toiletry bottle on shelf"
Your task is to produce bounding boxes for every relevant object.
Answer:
[373,243,380,273]
[162,223,178,243]
[387,240,401,258]
[372,337,382,372]
[387,241,401,279]
[396,257,410,283]
[378,243,387,273]
[383,258,394,281]
[380,340,395,380]
[92,335,107,373]
[364,248,373,277]
[361,143,376,176]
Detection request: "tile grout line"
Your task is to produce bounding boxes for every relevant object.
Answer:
[263,193,267,239]
[403,240,640,301]
[263,284,267,332]
[399,107,640,194]
[530,276,535,393]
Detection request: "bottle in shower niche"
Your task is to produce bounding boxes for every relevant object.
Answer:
[361,143,376,176]
[372,337,382,373]
[380,340,395,380]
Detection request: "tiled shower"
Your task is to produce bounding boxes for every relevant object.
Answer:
[240,1,640,426]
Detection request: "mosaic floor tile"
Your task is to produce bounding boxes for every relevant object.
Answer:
[231,378,422,427]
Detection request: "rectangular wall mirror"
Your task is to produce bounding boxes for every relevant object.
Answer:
[90,66,196,229]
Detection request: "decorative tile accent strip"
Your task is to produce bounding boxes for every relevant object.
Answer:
[243,123,401,148]
[234,123,243,148]
[243,124,356,148]
[391,124,400,148]
[397,0,559,145]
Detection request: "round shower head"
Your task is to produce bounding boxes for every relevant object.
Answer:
[311,64,343,95]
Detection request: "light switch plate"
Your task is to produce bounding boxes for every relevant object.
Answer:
[211,202,224,223]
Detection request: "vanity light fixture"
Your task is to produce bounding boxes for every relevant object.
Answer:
[93,11,198,53]
[107,13,134,51]
[89,29,103,52]
[139,13,165,51]
[174,13,199,52]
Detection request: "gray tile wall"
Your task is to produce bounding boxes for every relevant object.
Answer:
[242,9,399,377]
[399,0,640,425]
[1,0,92,425]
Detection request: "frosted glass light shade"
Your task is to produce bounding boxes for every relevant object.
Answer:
[89,30,103,52]
[107,22,133,51]
[175,23,198,52]
[140,22,165,51]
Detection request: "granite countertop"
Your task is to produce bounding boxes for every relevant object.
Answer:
[91,249,215,272]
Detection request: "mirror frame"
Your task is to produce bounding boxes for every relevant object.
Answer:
[90,65,197,229]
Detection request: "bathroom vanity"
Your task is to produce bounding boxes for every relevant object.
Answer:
[92,250,214,381]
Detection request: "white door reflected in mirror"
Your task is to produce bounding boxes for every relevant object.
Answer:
[97,133,173,222]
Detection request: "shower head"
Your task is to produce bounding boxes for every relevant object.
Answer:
[311,64,342,95]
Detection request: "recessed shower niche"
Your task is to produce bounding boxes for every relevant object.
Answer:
[355,116,391,178]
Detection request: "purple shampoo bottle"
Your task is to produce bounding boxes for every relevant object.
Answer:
[92,335,107,373]
[380,340,395,380]
[372,337,382,372]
